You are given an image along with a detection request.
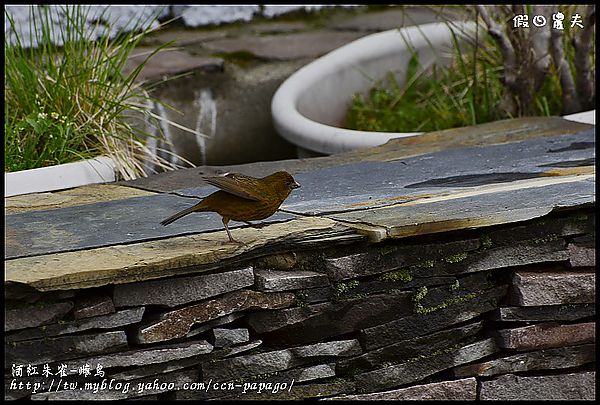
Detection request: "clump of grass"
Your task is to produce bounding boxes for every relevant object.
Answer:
[4,5,196,179]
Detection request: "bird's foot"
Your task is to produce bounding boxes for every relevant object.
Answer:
[243,221,266,229]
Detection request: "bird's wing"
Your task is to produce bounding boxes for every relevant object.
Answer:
[200,171,262,201]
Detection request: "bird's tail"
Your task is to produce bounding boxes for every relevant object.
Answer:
[160,203,204,226]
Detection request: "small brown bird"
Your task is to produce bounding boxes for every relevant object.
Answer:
[160,170,300,243]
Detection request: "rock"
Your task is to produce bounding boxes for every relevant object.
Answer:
[490,304,595,322]
[479,372,595,400]
[294,287,334,305]
[496,322,595,350]
[201,349,298,381]
[135,289,295,344]
[5,301,73,331]
[220,380,355,401]
[223,340,263,358]
[326,377,477,400]
[508,271,595,306]
[453,343,595,377]
[248,291,414,344]
[290,339,362,358]
[63,339,213,369]
[338,321,483,375]
[355,338,498,393]
[5,331,128,366]
[113,267,255,307]
[324,239,480,281]
[185,313,245,338]
[72,293,115,319]
[6,307,145,342]
[360,285,507,350]
[568,242,595,267]
[254,269,329,291]
[210,328,249,347]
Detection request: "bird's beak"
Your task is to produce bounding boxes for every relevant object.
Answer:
[292,181,300,189]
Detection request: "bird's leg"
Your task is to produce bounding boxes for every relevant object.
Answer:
[222,218,244,245]
[243,221,266,229]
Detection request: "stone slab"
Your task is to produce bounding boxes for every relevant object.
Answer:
[135,289,295,344]
[6,307,145,342]
[72,294,115,319]
[5,217,353,291]
[496,322,595,351]
[355,338,498,393]
[4,192,298,260]
[508,271,595,306]
[5,331,128,366]
[211,328,249,347]
[326,377,477,400]
[290,339,362,358]
[360,285,507,350]
[5,301,73,332]
[479,372,595,400]
[490,304,595,322]
[202,348,298,381]
[113,266,254,307]
[568,242,596,267]
[254,269,330,291]
[453,343,595,377]
[337,321,483,375]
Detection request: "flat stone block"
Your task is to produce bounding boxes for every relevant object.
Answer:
[211,328,249,348]
[5,331,128,366]
[453,343,595,377]
[479,371,595,400]
[254,269,329,291]
[202,348,298,381]
[5,301,73,331]
[509,271,595,306]
[73,293,115,319]
[496,322,595,351]
[490,304,595,322]
[568,243,595,267]
[355,338,498,393]
[135,289,295,344]
[290,339,362,358]
[6,307,145,342]
[113,266,255,307]
[326,377,477,400]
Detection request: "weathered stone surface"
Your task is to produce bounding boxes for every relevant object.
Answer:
[72,293,115,319]
[490,304,595,322]
[345,275,459,297]
[326,377,477,400]
[496,322,595,350]
[6,307,145,342]
[290,339,362,358]
[324,239,480,281]
[223,340,263,358]
[5,301,73,331]
[5,331,128,366]
[338,321,483,375]
[186,313,244,338]
[295,287,334,304]
[360,285,507,350]
[64,339,213,370]
[331,7,458,32]
[248,291,414,344]
[211,328,249,347]
[479,372,595,400]
[30,370,198,400]
[254,269,329,291]
[413,271,493,311]
[355,338,498,393]
[508,271,595,306]
[113,267,255,307]
[568,242,595,267]
[453,343,595,377]
[135,289,295,344]
[202,349,299,381]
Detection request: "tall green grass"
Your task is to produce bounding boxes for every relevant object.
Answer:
[5,5,195,179]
